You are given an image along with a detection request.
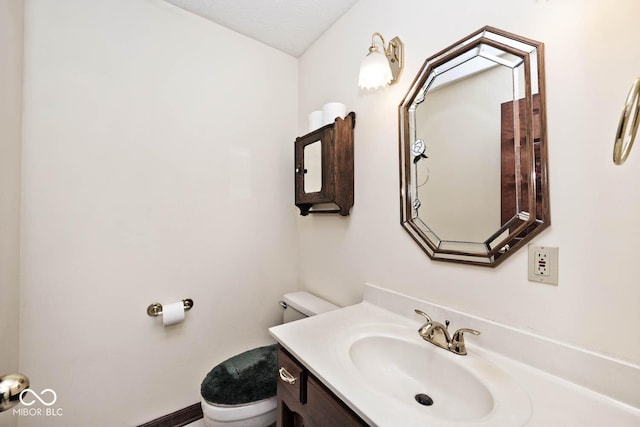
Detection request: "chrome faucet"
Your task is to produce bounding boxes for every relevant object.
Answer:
[414,309,480,355]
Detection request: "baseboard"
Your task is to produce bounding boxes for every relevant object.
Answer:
[138,403,203,427]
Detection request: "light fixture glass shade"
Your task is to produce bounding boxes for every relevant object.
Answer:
[358,50,393,90]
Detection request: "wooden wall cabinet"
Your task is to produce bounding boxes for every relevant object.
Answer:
[277,346,367,427]
[294,112,355,216]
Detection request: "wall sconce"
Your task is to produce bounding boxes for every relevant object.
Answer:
[358,32,404,90]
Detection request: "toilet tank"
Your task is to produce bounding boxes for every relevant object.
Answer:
[280,291,339,323]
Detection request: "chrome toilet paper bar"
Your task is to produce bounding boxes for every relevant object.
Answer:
[147,299,193,317]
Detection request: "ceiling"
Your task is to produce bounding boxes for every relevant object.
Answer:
[163,0,359,57]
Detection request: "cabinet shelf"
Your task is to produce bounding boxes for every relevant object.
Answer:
[294,112,355,216]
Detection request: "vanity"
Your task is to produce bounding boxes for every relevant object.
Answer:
[269,284,640,426]
[276,346,367,426]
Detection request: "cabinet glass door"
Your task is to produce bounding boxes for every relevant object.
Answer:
[303,140,322,193]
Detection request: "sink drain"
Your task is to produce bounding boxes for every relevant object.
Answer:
[415,393,434,406]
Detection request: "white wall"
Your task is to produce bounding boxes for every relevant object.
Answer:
[0,5,23,426]
[298,0,640,366]
[19,0,297,425]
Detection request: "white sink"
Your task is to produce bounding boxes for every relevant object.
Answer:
[341,323,532,426]
[350,334,493,421]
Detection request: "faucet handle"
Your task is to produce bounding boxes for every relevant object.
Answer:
[414,309,432,322]
[414,309,433,336]
[450,328,481,355]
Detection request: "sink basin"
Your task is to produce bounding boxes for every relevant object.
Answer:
[350,334,493,421]
[341,324,531,426]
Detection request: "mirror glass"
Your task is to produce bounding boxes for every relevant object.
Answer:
[304,140,322,193]
[399,26,550,266]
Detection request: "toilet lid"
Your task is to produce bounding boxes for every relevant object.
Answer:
[201,344,278,405]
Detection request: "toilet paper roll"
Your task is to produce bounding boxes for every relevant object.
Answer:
[162,302,185,326]
[308,110,323,132]
[322,102,347,125]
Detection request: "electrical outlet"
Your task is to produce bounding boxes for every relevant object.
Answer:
[528,245,558,285]
[534,251,550,276]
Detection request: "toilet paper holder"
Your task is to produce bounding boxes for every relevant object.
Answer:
[147,299,193,317]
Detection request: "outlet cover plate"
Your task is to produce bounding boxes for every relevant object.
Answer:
[528,245,559,285]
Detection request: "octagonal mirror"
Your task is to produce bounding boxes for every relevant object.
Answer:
[399,26,550,266]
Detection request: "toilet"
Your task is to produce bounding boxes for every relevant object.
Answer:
[200,291,339,427]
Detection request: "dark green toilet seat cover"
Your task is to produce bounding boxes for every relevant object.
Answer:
[201,344,278,405]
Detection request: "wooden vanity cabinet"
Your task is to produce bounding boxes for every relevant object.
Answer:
[277,346,368,427]
[294,112,355,216]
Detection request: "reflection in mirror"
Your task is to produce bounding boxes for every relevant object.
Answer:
[416,61,518,242]
[399,26,550,266]
[304,141,322,193]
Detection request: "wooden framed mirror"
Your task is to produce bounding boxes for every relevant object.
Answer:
[399,26,550,266]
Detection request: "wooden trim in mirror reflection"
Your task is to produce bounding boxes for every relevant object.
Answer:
[501,94,542,225]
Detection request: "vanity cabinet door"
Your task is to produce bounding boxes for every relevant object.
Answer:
[277,347,306,404]
[276,346,367,427]
[305,376,366,427]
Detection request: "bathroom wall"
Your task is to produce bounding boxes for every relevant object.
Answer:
[0,4,23,424]
[19,0,297,425]
[298,0,640,366]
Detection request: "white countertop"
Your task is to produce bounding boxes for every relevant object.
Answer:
[269,286,640,427]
